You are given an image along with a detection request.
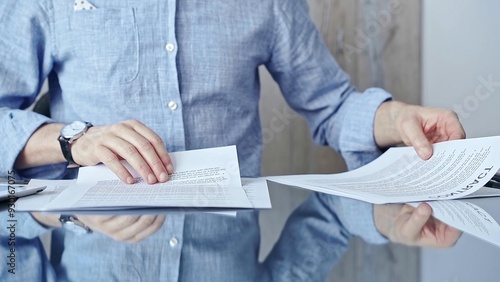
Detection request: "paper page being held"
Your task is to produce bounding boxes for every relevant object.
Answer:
[45,146,253,211]
[269,136,500,204]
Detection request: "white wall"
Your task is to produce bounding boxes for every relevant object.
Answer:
[421,1,500,281]
[422,0,500,138]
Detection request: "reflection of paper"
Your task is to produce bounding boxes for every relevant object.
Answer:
[241,178,272,208]
[18,146,260,213]
[77,178,270,215]
[409,200,500,248]
[269,136,500,204]
[461,187,500,199]
[17,177,271,216]
[16,179,75,211]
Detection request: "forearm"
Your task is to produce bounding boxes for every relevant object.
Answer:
[14,123,65,169]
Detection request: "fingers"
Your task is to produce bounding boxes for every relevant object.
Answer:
[435,223,462,248]
[78,214,115,229]
[95,144,135,184]
[400,119,433,160]
[128,120,173,173]
[398,107,466,160]
[72,120,174,184]
[396,203,462,248]
[446,118,466,141]
[127,215,166,243]
[108,121,171,184]
[399,203,433,243]
[377,101,465,160]
[105,215,164,243]
[78,215,166,243]
[103,130,164,184]
[100,215,141,233]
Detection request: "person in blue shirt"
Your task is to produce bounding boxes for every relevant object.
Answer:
[0,0,464,281]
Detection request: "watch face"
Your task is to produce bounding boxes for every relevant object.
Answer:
[61,121,87,139]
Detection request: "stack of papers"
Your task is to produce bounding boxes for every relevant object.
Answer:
[269,136,500,204]
[17,146,271,215]
[268,136,500,248]
[15,137,500,248]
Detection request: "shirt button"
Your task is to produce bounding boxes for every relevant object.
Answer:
[165,43,175,52]
[169,237,178,247]
[168,101,178,111]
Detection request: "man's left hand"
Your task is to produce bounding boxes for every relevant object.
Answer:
[374,101,466,160]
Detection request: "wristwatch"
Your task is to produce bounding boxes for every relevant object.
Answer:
[59,215,92,235]
[58,121,93,168]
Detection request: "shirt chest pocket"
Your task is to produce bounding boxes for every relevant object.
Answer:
[70,8,139,85]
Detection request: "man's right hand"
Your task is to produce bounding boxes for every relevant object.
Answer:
[72,119,173,184]
[15,119,173,184]
[28,120,171,242]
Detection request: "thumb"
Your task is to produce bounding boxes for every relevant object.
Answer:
[401,120,433,160]
[399,203,432,243]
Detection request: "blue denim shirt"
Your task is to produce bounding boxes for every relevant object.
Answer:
[0,0,390,281]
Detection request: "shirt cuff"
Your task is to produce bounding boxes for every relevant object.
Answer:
[335,88,392,168]
[1,109,52,177]
[322,194,388,244]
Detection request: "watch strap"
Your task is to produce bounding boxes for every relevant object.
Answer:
[58,121,92,168]
[58,136,78,168]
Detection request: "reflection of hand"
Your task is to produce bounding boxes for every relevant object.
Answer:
[374,203,462,248]
[374,101,466,160]
[72,120,173,184]
[77,214,166,243]
[31,213,166,243]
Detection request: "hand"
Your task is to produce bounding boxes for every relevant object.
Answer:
[31,212,166,243]
[374,101,466,160]
[76,214,166,243]
[374,203,462,248]
[72,119,173,184]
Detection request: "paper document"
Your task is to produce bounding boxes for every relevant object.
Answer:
[241,178,272,209]
[409,200,500,248]
[269,136,500,204]
[17,146,271,213]
[15,179,75,211]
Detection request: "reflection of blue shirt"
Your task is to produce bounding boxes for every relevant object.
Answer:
[0,0,390,281]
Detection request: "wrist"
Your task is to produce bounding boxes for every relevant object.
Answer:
[15,123,66,169]
[373,101,405,148]
[58,121,93,168]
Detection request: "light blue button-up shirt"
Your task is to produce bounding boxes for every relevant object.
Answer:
[0,0,391,281]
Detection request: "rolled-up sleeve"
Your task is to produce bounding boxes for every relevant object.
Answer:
[264,0,392,163]
[264,1,393,279]
[0,1,60,241]
[0,1,55,178]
